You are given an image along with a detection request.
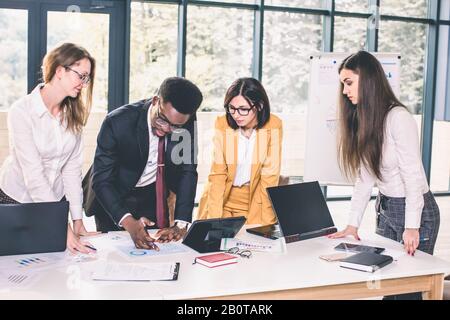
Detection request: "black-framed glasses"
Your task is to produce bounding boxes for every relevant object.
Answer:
[154,101,185,134]
[64,66,91,85]
[225,105,255,116]
[227,247,252,258]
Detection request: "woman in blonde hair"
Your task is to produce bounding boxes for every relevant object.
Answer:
[0,43,98,254]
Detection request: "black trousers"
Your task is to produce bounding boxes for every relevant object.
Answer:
[95,183,158,232]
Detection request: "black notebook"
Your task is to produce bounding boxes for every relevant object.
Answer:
[340,252,393,273]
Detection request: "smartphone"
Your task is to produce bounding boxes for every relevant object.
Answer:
[334,242,385,254]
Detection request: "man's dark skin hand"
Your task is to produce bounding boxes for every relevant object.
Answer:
[122,216,159,250]
[155,223,188,243]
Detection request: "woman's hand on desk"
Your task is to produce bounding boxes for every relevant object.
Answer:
[73,219,101,237]
[402,228,420,256]
[328,225,361,241]
[67,225,97,254]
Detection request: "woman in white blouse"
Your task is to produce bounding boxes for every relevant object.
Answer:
[0,43,99,254]
[329,51,440,259]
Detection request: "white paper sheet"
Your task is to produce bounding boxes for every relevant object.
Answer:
[91,262,179,281]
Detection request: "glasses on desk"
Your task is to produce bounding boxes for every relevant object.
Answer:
[227,247,252,259]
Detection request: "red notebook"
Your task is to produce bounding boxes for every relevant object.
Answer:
[194,253,237,268]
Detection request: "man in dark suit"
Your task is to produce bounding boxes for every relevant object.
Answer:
[83,77,203,250]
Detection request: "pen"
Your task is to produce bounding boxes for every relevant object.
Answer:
[85,245,97,251]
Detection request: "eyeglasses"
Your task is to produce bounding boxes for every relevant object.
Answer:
[226,105,255,116]
[154,101,185,134]
[226,247,252,258]
[64,66,91,85]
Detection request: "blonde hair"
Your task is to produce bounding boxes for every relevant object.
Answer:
[42,43,95,134]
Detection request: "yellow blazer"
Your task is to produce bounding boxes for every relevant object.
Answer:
[197,114,283,225]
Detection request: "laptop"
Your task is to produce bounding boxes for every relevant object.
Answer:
[182,216,246,253]
[247,181,337,243]
[0,201,69,256]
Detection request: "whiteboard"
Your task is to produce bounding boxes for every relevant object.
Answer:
[303,52,401,185]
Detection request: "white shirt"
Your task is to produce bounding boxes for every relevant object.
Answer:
[348,107,429,229]
[0,84,84,220]
[119,105,168,226]
[135,106,159,187]
[233,129,256,187]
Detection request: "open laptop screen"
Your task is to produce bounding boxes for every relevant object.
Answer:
[0,201,69,256]
[267,181,335,238]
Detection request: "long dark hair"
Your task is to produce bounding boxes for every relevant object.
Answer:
[338,51,406,181]
[224,77,271,129]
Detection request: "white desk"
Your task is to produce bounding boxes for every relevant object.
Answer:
[1,228,449,300]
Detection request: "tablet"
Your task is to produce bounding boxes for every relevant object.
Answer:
[182,216,246,253]
[334,242,385,254]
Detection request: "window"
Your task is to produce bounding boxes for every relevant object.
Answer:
[430,121,450,192]
[264,0,323,9]
[263,11,322,114]
[333,17,367,52]
[381,0,428,18]
[47,11,110,110]
[335,0,369,13]
[186,6,254,111]
[195,0,256,4]
[378,21,427,115]
[0,8,27,110]
[431,25,450,193]
[129,2,178,102]
[263,11,322,178]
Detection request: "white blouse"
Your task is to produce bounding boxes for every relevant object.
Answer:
[0,84,84,220]
[233,129,256,187]
[348,107,429,229]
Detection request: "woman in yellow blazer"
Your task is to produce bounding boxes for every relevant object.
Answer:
[198,78,283,225]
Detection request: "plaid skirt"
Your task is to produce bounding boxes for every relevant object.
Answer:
[375,191,440,255]
[0,188,19,204]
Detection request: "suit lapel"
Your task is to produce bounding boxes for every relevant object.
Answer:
[137,100,151,164]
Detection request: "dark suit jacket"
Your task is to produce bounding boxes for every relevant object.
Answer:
[82,98,198,225]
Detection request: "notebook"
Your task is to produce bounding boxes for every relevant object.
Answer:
[193,253,237,268]
[246,181,337,243]
[340,252,393,273]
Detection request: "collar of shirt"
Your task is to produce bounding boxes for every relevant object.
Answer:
[238,128,257,141]
[31,84,63,121]
[31,84,49,118]
[147,103,164,144]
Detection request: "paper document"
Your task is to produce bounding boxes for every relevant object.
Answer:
[221,238,287,253]
[117,242,189,258]
[91,262,179,281]
[0,270,40,289]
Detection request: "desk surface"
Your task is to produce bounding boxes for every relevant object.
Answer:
[1,227,449,300]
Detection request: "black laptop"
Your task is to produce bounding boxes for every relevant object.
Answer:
[247,181,337,243]
[182,216,246,253]
[0,201,69,256]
